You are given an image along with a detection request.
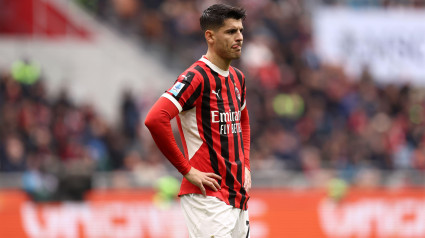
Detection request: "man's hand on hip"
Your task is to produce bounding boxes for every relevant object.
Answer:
[184,167,222,197]
[244,167,251,193]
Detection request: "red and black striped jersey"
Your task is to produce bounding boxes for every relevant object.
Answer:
[162,56,249,210]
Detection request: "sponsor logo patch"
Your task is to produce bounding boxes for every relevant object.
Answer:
[168,82,184,96]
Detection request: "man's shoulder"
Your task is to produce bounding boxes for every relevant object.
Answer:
[186,59,207,72]
[175,61,205,84]
[179,60,208,80]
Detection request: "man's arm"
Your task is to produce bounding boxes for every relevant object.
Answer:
[144,96,221,196]
[241,107,251,193]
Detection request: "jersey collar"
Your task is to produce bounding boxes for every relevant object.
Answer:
[199,56,229,77]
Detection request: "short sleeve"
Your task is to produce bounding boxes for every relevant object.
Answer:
[162,71,203,112]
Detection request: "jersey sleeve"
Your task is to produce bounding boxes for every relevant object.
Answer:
[144,96,192,175]
[241,108,250,170]
[162,71,203,112]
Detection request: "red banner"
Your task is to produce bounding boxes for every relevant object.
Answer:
[1,189,425,237]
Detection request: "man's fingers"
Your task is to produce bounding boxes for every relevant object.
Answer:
[185,169,223,196]
[210,178,221,190]
[205,180,218,192]
[199,183,207,197]
[199,177,221,195]
[244,183,250,193]
[207,173,222,180]
[205,176,221,190]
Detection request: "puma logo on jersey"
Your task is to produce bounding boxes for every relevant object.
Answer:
[181,74,189,81]
[212,89,221,99]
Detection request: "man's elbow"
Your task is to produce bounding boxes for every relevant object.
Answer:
[144,115,155,130]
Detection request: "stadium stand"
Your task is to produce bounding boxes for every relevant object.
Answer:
[1,0,425,201]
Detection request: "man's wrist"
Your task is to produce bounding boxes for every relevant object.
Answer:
[181,165,192,176]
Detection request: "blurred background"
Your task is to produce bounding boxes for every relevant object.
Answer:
[1,0,425,237]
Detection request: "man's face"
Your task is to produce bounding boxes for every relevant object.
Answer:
[211,18,244,60]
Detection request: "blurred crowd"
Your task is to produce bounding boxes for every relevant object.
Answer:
[1,0,425,201]
[0,60,168,200]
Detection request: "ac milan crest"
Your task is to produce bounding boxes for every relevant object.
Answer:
[234,83,241,101]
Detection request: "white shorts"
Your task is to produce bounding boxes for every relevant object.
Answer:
[180,194,250,238]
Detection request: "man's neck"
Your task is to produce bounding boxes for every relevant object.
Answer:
[205,51,231,71]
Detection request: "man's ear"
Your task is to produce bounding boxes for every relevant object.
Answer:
[205,30,214,44]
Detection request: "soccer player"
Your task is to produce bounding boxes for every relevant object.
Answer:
[145,4,251,237]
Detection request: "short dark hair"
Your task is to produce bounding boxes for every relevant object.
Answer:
[200,4,246,31]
